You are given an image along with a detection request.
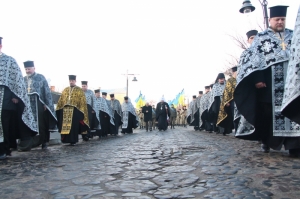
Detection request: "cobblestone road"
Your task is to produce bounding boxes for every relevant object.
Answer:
[1,127,300,199]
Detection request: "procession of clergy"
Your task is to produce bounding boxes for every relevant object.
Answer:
[1,5,300,159]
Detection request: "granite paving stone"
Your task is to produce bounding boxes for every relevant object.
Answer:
[0,127,300,198]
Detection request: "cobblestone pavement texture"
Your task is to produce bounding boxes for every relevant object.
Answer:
[1,127,300,199]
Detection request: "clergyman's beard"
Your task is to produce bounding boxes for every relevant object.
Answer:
[270,25,285,32]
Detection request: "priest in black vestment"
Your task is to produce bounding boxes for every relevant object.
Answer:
[23,61,57,149]
[235,6,300,156]
[187,95,200,131]
[109,94,122,135]
[233,29,258,134]
[0,38,38,158]
[281,6,300,125]
[121,97,139,134]
[208,73,226,133]
[94,91,115,137]
[199,86,212,132]
[155,96,170,131]
[81,81,100,139]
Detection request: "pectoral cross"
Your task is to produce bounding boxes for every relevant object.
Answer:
[27,76,32,93]
[280,41,287,51]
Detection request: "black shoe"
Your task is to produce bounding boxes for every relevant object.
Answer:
[82,135,89,141]
[42,143,48,149]
[289,148,300,158]
[261,144,270,153]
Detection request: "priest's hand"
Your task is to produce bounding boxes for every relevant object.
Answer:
[44,105,47,111]
[12,98,18,104]
[255,82,266,89]
[226,103,230,107]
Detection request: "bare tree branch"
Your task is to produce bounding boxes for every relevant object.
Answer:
[223,20,264,75]
[226,33,248,50]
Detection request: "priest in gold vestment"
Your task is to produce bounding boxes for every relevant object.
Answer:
[217,66,237,135]
[56,75,89,145]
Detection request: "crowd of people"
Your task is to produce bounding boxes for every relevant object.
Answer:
[0,5,300,159]
[186,5,300,157]
[137,103,187,132]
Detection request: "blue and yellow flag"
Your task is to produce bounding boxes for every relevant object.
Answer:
[135,91,146,109]
[178,89,185,107]
[169,89,185,108]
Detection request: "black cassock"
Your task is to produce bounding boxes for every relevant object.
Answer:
[187,110,200,130]
[110,110,122,135]
[121,112,138,134]
[156,102,170,131]
[57,107,88,144]
[208,96,221,132]
[100,111,111,137]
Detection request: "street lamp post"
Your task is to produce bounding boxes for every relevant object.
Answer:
[122,69,139,97]
[239,0,269,29]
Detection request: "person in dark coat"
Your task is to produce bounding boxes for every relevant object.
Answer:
[142,102,152,132]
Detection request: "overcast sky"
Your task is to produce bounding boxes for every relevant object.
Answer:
[1,0,299,103]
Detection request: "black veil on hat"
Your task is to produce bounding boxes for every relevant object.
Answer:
[269,5,289,18]
[94,89,100,93]
[23,61,34,68]
[110,94,114,98]
[81,81,88,85]
[69,75,76,80]
[124,96,128,100]
[193,95,196,99]
[102,92,107,96]
[246,30,258,40]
